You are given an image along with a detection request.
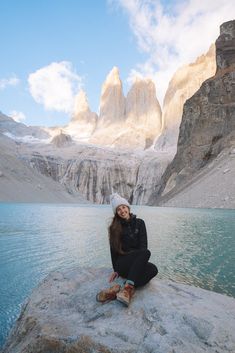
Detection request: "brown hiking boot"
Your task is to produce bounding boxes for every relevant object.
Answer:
[96,284,121,303]
[116,283,135,306]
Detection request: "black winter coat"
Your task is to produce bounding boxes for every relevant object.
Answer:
[110,214,148,272]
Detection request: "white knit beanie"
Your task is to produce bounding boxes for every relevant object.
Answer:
[110,193,130,214]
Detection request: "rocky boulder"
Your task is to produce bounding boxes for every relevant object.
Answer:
[3,267,235,353]
[51,131,73,148]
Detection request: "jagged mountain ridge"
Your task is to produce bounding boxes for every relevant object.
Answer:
[88,67,162,149]
[1,50,215,152]
[1,28,228,206]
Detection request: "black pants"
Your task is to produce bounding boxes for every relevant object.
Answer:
[115,249,158,288]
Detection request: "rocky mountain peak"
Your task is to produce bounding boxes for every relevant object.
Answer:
[102,66,121,89]
[126,77,162,146]
[73,90,90,115]
[216,20,235,71]
[99,66,125,125]
[66,90,98,140]
[70,89,97,131]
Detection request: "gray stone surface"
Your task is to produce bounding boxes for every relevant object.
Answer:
[3,268,235,353]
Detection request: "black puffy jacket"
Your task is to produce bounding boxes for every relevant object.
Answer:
[110,214,148,271]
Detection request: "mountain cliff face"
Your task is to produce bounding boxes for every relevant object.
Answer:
[91,68,162,149]
[152,20,235,203]
[126,78,162,148]
[25,145,171,204]
[155,44,216,154]
[98,66,126,126]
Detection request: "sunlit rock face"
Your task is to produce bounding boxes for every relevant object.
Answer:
[65,90,98,141]
[155,44,216,155]
[126,78,162,148]
[91,70,162,149]
[98,66,126,126]
[152,20,235,202]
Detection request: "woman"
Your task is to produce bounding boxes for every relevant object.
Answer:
[97,193,158,306]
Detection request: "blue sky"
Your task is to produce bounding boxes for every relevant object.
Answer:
[0,0,234,127]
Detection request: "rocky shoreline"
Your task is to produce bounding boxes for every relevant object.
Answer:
[2,267,235,353]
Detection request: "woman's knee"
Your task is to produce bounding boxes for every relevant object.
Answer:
[153,264,158,276]
[138,248,151,259]
[148,262,158,277]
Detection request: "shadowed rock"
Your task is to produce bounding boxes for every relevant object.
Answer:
[152,20,235,203]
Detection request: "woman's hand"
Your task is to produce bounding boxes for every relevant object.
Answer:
[109,271,119,283]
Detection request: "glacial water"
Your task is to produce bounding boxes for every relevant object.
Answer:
[0,203,234,348]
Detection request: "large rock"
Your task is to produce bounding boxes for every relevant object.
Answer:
[51,131,73,148]
[3,267,235,353]
[153,20,235,202]
[155,44,216,155]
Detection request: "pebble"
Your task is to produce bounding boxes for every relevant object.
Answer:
[223,168,230,174]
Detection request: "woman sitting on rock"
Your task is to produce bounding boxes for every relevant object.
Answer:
[96,193,158,306]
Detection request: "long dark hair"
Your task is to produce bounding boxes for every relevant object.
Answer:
[109,214,125,254]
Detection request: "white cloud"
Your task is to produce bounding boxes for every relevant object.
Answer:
[28,61,83,113]
[10,110,26,123]
[0,76,20,90]
[112,0,235,104]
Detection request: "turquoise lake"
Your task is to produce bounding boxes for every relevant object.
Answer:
[0,203,234,348]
